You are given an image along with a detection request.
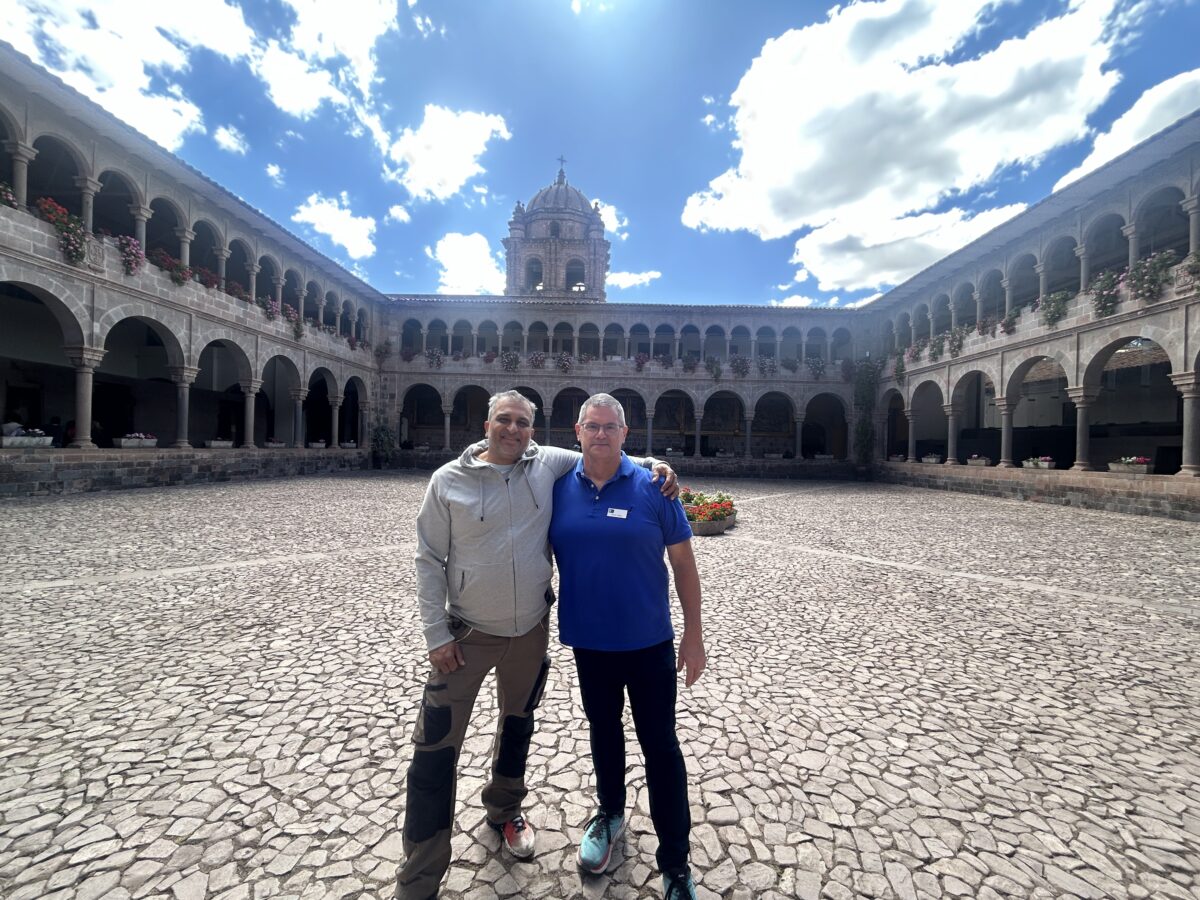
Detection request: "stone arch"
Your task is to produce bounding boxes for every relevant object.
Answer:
[27,133,86,215]
[0,267,88,347]
[259,354,302,445]
[702,325,726,359]
[190,219,223,282]
[700,389,747,456]
[187,323,256,376]
[756,326,778,357]
[226,239,254,296]
[1081,326,1182,387]
[255,341,304,383]
[881,387,907,458]
[930,295,951,334]
[95,305,187,367]
[1002,345,1075,402]
[525,320,549,353]
[1042,235,1080,295]
[93,169,140,238]
[803,392,848,459]
[602,323,625,358]
[952,282,977,329]
[282,269,304,314]
[907,380,946,459]
[1005,256,1036,313]
[680,324,703,360]
[912,303,931,341]
[895,312,912,348]
[145,196,186,259]
[400,382,444,448]
[949,363,1001,407]
[451,383,490,437]
[611,387,649,432]
[1133,185,1189,260]
[550,386,590,435]
[577,322,602,358]
[1084,212,1128,278]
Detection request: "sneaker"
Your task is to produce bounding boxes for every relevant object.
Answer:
[490,814,535,859]
[577,810,625,874]
[662,869,696,900]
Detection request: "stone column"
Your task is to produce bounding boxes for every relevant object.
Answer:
[470,330,478,355]
[246,263,260,301]
[1170,373,1200,477]
[1065,387,1099,470]
[543,407,554,447]
[74,177,101,234]
[645,408,655,455]
[623,335,631,358]
[1122,223,1138,269]
[744,415,753,458]
[825,339,832,364]
[943,404,961,465]
[894,328,903,351]
[750,338,758,360]
[213,247,229,290]
[240,380,261,449]
[693,415,703,458]
[290,389,307,448]
[800,332,807,364]
[4,141,36,207]
[1075,244,1090,290]
[65,347,105,449]
[1035,266,1049,305]
[724,336,731,360]
[875,415,888,461]
[997,399,1015,468]
[442,407,453,451]
[974,291,984,324]
[174,228,195,267]
[794,417,805,459]
[329,400,341,448]
[1183,197,1200,256]
[359,405,370,448]
[1001,279,1013,316]
[905,410,917,462]
[419,329,427,352]
[129,205,151,248]
[168,365,199,448]
[950,301,958,330]
[673,333,680,359]
[335,307,344,336]
[521,330,529,355]
[272,277,284,306]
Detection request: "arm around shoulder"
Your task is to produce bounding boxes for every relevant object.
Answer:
[414,477,454,650]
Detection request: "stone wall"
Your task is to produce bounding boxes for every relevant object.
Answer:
[877,461,1200,521]
[0,448,368,496]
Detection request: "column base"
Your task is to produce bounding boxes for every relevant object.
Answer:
[241,444,259,451]
[997,461,1016,468]
[943,459,961,466]
[67,440,96,449]
[1175,466,1200,477]
[172,441,192,449]
[1071,463,1094,472]
[906,457,918,463]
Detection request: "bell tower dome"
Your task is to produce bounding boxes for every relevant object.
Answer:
[503,161,610,301]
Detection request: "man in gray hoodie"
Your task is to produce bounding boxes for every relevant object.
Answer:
[396,390,675,900]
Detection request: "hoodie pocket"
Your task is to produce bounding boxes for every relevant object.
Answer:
[453,560,514,622]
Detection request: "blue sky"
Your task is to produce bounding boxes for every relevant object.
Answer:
[5,0,1200,307]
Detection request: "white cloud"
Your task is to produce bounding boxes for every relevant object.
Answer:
[607,271,662,290]
[256,40,348,118]
[682,0,1127,292]
[266,163,284,186]
[214,125,248,155]
[291,192,377,259]
[426,233,505,294]
[1055,67,1200,191]
[282,0,398,98]
[412,14,444,38]
[593,199,629,240]
[845,293,883,309]
[385,204,411,224]
[770,295,820,308]
[388,105,511,201]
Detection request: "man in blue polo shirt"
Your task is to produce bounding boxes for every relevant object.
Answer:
[549,392,706,900]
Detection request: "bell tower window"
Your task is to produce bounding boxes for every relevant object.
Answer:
[550,222,561,239]
[526,258,544,291]
[566,259,586,292]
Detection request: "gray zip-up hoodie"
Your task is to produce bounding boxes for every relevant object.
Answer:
[414,439,660,651]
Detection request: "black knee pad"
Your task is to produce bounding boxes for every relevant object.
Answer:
[494,714,535,779]
[414,686,451,747]
[404,746,455,844]
[524,656,551,713]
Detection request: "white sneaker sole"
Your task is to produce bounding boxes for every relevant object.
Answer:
[577,819,626,874]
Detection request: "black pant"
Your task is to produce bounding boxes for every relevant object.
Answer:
[573,639,690,874]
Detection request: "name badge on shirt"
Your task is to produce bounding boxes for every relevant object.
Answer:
[607,507,628,519]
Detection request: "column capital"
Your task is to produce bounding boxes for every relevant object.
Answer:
[246,262,261,276]
[329,399,342,409]
[941,404,962,417]
[289,389,308,402]
[744,413,754,423]
[1065,386,1101,406]
[1182,196,1200,215]
[441,406,454,417]
[168,365,200,385]
[903,409,915,421]
[272,275,284,288]
[1032,263,1045,275]
[645,408,656,420]
[1074,244,1089,259]
[1120,223,1137,238]
[65,346,106,370]
[174,227,195,244]
[1169,372,1200,394]
[128,204,152,222]
[212,246,231,261]
[73,176,103,195]
[239,379,263,395]
[994,398,1016,415]
[3,140,37,162]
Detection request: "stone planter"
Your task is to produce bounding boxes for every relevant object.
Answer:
[265,441,287,449]
[1024,459,1053,469]
[763,452,783,460]
[307,441,327,449]
[339,442,357,449]
[888,454,906,462]
[967,457,991,466]
[205,440,234,448]
[1108,462,1151,474]
[113,438,157,448]
[0,435,53,448]
[921,455,942,464]
[689,518,730,536]
[813,453,834,460]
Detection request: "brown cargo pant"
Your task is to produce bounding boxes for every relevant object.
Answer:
[395,614,551,900]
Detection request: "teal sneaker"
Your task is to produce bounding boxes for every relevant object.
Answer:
[577,810,625,873]
[662,868,696,900]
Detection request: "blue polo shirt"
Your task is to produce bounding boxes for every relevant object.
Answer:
[550,452,693,651]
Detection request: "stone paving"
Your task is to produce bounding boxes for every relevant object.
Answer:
[1,472,1199,900]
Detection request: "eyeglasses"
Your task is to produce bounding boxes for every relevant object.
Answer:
[580,423,623,435]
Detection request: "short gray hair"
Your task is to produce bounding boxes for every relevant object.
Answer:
[487,390,537,421]
[578,392,626,427]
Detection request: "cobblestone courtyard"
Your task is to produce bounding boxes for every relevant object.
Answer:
[1,473,1198,900]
